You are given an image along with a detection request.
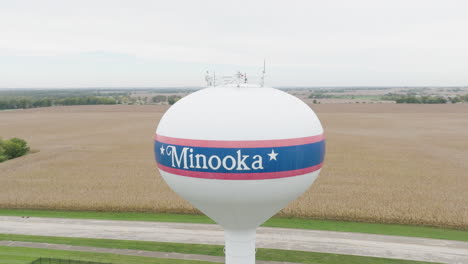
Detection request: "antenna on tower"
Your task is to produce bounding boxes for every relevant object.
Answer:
[205,71,212,86]
[261,59,266,87]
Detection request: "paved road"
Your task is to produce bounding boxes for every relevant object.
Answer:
[1,216,467,264]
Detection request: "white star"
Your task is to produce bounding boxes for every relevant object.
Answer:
[267,149,278,161]
[160,145,165,155]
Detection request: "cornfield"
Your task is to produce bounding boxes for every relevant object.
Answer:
[0,104,467,229]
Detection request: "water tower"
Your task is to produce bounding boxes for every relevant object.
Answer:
[154,71,325,264]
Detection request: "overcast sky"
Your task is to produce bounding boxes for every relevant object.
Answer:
[1,0,467,88]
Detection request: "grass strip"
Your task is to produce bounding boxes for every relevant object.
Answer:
[0,209,467,242]
[0,246,214,264]
[0,209,215,224]
[0,234,440,264]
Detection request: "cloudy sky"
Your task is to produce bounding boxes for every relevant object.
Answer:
[1,0,467,88]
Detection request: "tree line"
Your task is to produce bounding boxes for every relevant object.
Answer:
[381,93,468,104]
[152,95,182,105]
[0,138,30,162]
[0,96,117,110]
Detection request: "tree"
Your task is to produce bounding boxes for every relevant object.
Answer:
[462,94,468,102]
[168,95,182,105]
[0,140,7,162]
[152,95,167,103]
[1,138,30,159]
[449,97,461,104]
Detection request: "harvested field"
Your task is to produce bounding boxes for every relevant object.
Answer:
[0,104,467,229]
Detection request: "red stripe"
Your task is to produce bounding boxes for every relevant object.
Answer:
[155,134,324,148]
[157,163,323,180]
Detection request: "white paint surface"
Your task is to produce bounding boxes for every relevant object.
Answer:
[156,85,324,264]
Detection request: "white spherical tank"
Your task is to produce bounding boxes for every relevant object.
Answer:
[154,84,325,264]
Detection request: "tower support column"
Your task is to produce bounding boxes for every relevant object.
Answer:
[224,228,256,264]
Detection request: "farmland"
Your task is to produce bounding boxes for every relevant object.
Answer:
[0,103,467,229]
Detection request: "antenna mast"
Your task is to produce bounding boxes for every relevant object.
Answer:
[261,59,266,87]
[206,60,267,87]
[205,71,212,86]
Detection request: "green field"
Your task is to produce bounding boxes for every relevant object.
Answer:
[0,235,439,264]
[1,209,467,242]
[0,246,212,264]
